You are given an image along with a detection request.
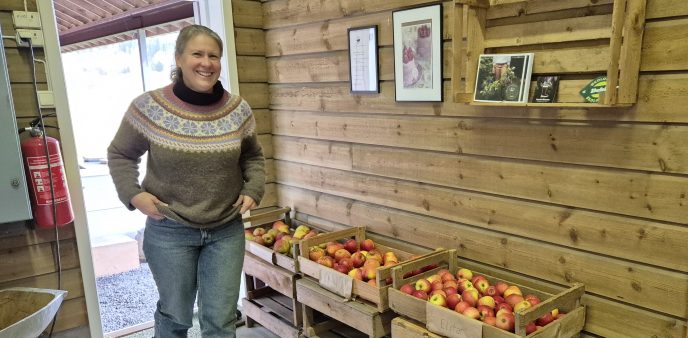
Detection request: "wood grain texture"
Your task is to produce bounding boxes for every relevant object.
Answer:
[269,74,688,123]
[278,185,688,336]
[272,110,688,175]
[273,136,688,271]
[233,0,263,29]
[238,56,268,82]
[235,28,266,56]
[0,239,80,284]
[641,19,688,72]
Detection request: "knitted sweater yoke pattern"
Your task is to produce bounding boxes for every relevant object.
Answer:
[126,85,255,152]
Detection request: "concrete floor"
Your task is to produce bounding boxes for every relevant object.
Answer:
[121,323,279,338]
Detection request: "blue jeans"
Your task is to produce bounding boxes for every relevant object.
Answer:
[143,216,245,338]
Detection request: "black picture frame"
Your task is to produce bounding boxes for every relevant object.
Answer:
[348,25,379,94]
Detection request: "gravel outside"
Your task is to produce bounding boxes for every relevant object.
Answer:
[96,263,157,333]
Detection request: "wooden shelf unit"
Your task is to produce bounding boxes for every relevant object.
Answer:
[452,0,647,107]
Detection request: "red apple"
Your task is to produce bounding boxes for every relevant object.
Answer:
[426,274,442,284]
[415,278,432,292]
[316,256,334,268]
[338,257,354,271]
[471,275,487,286]
[443,280,458,290]
[446,293,462,310]
[475,279,490,295]
[412,290,428,300]
[309,247,325,261]
[431,281,444,291]
[348,268,363,280]
[503,286,522,298]
[333,248,351,262]
[536,312,555,326]
[443,286,458,296]
[525,294,541,307]
[454,301,471,314]
[343,239,358,253]
[461,288,480,307]
[485,285,498,297]
[360,239,375,251]
[326,242,344,257]
[400,283,415,295]
[350,251,366,268]
[252,227,266,237]
[493,295,505,305]
[334,262,349,274]
[430,289,447,298]
[456,268,473,281]
[458,279,474,293]
[496,312,515,332]
[505,294,524,307]
[462,307,481,320]
[495,302,513,313]
[525,322,537,335]
[483,316,497,327]
[477,305,495,320]
[494,282,509,296]
[429,294,447,307]
[496,308,513,318]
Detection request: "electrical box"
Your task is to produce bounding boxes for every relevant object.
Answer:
[12,11,41,29]
[0,27,32,223]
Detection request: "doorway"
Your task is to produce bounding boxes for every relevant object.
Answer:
[60,20,192,335]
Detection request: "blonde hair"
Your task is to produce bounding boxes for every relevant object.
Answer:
[170,25,223,82]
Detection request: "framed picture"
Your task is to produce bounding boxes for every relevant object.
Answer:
[474,53,534,103]
[348,25,379,93]
[393,4,443,102]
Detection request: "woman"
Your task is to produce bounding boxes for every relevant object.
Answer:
[107,25,265,337]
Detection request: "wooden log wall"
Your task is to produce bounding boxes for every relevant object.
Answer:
[264,0,688,336]
[234,0,277,209]
[0,0,87,333]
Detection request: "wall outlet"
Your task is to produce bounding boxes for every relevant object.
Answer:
[16,29,44,47]
[12,11,41,29]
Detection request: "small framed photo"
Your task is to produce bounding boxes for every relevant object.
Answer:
[393,4,443,102]
[348,25,379,93]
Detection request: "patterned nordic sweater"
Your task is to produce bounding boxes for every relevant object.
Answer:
[107,84,265,228]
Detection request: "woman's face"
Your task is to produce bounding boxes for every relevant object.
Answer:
[175,34,222,93]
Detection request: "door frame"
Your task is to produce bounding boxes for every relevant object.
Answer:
[37,1,239,336]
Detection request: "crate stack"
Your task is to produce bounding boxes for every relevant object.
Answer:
[241,207,316,338]
[295,226,430,338]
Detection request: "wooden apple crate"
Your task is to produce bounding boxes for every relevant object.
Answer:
[297,226,420,312]
[388,250,586,338]
[244,207,324,272]
[297,277,397,338]
[391,317,442,338]
[243,252,302,337]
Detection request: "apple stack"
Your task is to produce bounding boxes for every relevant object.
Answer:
[295,226,429,338]
[241,207,326,338]
[388,249,587,337]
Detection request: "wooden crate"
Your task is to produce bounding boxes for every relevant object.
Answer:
[391,317,442,338]
[297,278,397,338]
[244,207,324,272]
[242,291,300,338]
[388,250,586,338]
[297,226,419,312]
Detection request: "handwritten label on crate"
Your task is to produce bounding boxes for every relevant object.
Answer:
[319,268,353,299]
[426,302,482,338]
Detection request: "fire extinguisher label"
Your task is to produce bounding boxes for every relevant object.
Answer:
[26,154,69,206]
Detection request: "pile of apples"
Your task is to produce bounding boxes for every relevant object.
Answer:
[244,220,319,256]
[307,238,400,286]
[398,267,566,334]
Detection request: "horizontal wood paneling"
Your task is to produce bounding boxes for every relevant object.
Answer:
[0,268,84,301]
[235,28,266,56]
[272,110,688,175]
[53,297,89,332]
[5,48,47,83]
[487,0,614,20]
[263,0,439,29]
[0,239,80,283]
[277,185,688,338]
[253,108,271,134]
[275,161,688,317]
[238,56,268,82]
[273,135,688,271]
[270,74,688,123]
[641,19,688,72]
[240,82,269,108]
[233,0,263,29]
[646,0,688,19]
[257,133,273,158]
[0,225,76,251]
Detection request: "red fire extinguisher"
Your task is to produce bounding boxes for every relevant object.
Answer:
[20,128,74,228]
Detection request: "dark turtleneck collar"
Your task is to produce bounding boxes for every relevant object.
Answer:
[172,78,224,106]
